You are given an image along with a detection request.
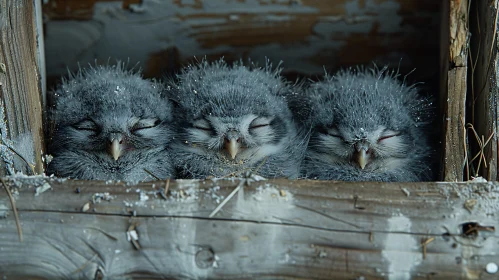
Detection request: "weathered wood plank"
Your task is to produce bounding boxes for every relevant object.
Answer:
[469,0,498,181]
[42,0,440,84]
[0,0,45,174]
[442,0,469,181]
[1,178,498,279]
[443,67,467,182]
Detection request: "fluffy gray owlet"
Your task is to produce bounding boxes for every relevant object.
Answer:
[47,63,175,182]
[301,66,433,182]
[167,59,304,179]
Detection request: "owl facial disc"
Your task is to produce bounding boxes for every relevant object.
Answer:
[167,59,301,179]
[46,63,176,182]
[301,65,434,182]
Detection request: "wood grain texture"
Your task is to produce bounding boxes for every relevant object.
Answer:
[469,0,498,181]
[0,0,45,174]
[444,67,467,181]
[442,0,469,181]
[42,0,440,85]
[1,177,498,279]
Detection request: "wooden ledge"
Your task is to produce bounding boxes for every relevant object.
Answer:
[0,177,498,279]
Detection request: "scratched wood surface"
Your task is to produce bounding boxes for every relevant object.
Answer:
[468,0,499,181]
[0,177,498,279]
[0,0,45,175]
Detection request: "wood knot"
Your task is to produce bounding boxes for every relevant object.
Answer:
[195,247,215,269]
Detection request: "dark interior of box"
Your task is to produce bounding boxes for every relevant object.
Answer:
[43,0,443,180]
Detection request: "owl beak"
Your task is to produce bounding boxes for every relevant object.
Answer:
[225,138,240,159]
[109,134,124,161]
[355,141,370,169]
[358,149,368,169]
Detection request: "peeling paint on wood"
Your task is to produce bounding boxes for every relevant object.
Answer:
[43,0,440,85]
[382,215,422,280]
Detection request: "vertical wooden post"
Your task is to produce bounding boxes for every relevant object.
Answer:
[441,0,468,181]
[469,0,498,181]
[0,0,45,174]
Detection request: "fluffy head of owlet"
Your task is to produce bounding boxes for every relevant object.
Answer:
[167,59,303,179]
[303,66,433,181]
[47,62,175,182]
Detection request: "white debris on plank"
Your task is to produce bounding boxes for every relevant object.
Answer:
[92,192,114,203]
[6,173,50,196]
[127,229,139,242]
[401,187,410,197]
[82,202,90,212]
[139,191,149,202]
[439,182,499,215]
[205,185,224,204]
[486,263,498,274]
[0,203,9,218]
[471,176,487,182]
[212,254,220,268]
[123,200,133,207]
[34,182,52,196]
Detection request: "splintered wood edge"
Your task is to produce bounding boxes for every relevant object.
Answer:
[442,0,469,181]
[0,0,45,174]
[0,177,498,279]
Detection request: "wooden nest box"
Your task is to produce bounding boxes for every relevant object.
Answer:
[0,0,499,279]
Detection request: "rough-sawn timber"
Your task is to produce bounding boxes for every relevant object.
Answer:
[0,177,498,279]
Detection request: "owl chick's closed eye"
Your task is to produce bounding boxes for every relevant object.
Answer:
[302,66,433,182]
[167,59,305,179]
[47,62,175,182]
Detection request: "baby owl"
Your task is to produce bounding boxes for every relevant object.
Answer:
[301,66,433,182]
[47,63,175,182]
[167,59,304,179]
